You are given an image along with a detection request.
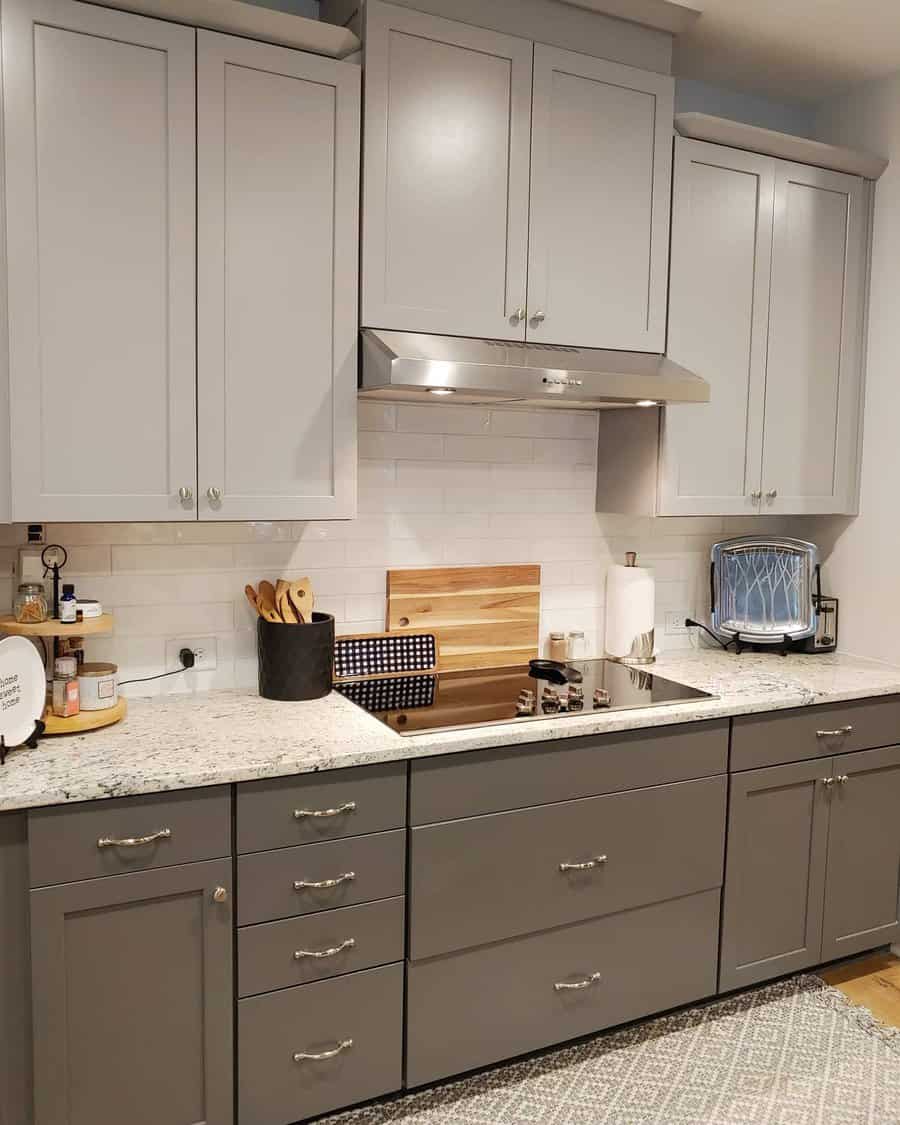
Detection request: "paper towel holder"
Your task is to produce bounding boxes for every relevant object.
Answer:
[605,551,656,666]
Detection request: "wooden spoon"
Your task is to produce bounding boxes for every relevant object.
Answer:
[257,580,281,624]
[288,577,314,624]
[244,584,261,618]
[275,579,298,624]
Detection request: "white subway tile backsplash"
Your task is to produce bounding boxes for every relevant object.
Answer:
[7,404,737,692]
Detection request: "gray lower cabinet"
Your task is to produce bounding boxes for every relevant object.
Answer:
[821,744,900,960]
[720,759,830,991]
[30,858,234,1125]
[239,963,403,1125]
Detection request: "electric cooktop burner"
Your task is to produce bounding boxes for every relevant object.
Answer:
[335,658,714,736]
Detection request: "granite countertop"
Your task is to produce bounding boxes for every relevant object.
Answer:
[3,648,900,813]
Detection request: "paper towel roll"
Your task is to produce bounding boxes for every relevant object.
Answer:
[605,560,655,663]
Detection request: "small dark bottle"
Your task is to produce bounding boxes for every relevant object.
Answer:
[59,583,77,625]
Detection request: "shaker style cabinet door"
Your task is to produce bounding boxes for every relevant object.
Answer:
[30,859,234,1125]
[3,0,197,521]
[196,32,359,520]
[526,45,673,351]
[659,139,774,516]
[719,760,830,992]
[761,163,868,515]
[361,1,533,341]
[821,744,900,961]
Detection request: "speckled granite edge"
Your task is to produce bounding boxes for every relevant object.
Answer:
[2,649,900,813]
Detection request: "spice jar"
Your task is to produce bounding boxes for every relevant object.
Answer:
[51,672,80,718]
[549,632,567,662]
[14,583,48,624]
[567,631,586,661]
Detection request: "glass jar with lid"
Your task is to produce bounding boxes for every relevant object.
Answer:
[14,583,48,624]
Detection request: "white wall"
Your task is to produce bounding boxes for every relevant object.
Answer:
[675,77,815,136]
[0,403,794,695]
[811,73,900,661]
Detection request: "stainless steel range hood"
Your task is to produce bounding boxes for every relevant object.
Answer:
[360,329,709,409]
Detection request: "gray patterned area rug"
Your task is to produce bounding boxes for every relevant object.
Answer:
[324,975,900,1125]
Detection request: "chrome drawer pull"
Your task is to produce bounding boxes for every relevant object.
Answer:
[293,802,356,820]
[294,938,356,960]
[554,972,602,993]
[97,828,172,849]
[293,1039,353,1063]
[559,855,607,873]
[293,872,356,891]
[816,726,853,738]
[836,774,850,785]
[822,776,835,788]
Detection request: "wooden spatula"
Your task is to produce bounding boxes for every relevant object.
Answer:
[275,579,299,624]
[257,580,281,624]
[288,578,314,624]
[244,584,261,618]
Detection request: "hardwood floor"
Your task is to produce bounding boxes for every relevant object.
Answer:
[819,951,900,1029]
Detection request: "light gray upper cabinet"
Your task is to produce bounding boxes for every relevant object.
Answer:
[197,32,359,521]
[3,0,197,522]
[361,2,674,349]
[362,2,533,341]
[526,45,673,350]
[660,137,869,517]
[660,140,773,516]
[761,162,867,515]
[31,859,233,1125]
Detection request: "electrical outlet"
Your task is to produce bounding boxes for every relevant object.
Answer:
[665,611,691,636]
[165,637,217,673]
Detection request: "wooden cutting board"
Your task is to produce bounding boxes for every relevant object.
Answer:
[386,565,541,672]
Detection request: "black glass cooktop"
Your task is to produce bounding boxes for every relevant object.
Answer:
[335,659,714,736]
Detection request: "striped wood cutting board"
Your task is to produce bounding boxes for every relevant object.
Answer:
[386,565,541,672]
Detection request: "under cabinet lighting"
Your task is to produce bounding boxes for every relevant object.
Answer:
[428,387,456,396]
[636,400,658,407]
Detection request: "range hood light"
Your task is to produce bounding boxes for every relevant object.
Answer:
[636,399,658,407]
[428,387,456,396]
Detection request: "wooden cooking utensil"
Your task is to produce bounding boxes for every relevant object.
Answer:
[244,584,262,618]
[275,579,299,624]
[288,578,314,623]
[256,581,281,624]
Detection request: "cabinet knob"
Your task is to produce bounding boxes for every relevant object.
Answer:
[531,310,546,325]
[750,490,761,502]
[511,307,526,323]
[178,486,193,504]
[765,489,778,500]
[207,486,222,504]
[212,886,228,903]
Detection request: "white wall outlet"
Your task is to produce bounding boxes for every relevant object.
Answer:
[165,637,218,673]
[664,611,691,636]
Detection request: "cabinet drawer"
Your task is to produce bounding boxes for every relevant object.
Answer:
[410,775,725,960]
[237,829,406,926]
[28,787,231,888]
[239,963,403,1125]
[731,696,900,771]
[410,720,728,824]
[407,889,719,1087]
[237,762,406,853]
[239,896,405,996]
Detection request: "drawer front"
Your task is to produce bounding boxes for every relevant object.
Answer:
[28,787,231,888]
[237,762,406,853]
[239,963,403,1125]
[239,896,405,996]
[407,889,720,1087]
[731,696,900,771]
[237,829,406,926]
[410,775,725,960]
[411,720,728,824]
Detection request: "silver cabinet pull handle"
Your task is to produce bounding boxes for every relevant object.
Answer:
[293,1039,353,1063]
[765,489,777,500]
[531,309,546,324]
[294,938,355,960]
[836,774,850,785]
[750,490,761,502]
[816,726,853,738]
[822,776,835,788]
[177,486,193,503]
[511,306,526,323]
[207,486,222,503]
[97,828,172,849]
[293,872,355,891]
[293,802,356,820]
[559,855,607,873]
[212,886,228,903]
[554,972,602,993]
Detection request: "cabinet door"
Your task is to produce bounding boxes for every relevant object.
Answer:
[3,0,197,521]
[720,759,830,991]
[361,1,532,340]
[761,163,868,515]
[31,859,233,1125]
[197,32,359,520]
[659,139,774,516]
[822,744,900,962]
[527,46,673,351]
